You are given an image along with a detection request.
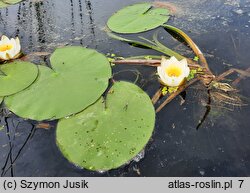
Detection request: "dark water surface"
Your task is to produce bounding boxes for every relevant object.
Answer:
[0,0,250,176]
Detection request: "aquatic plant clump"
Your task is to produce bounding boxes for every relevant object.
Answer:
[56,81,155,171]
[5,46,112,121]
[108,2,250,115]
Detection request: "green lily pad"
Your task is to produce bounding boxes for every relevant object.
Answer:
[5,46,112,121]
[56,81,155,171]
[0,61,38,97]
[107,3,170,34]
[0,0,22,8]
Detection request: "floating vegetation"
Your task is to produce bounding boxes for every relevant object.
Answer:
[161,86,178,96]
[0,61,38,96]
[107,3,170,34]
[5,46,112,121]
[56,81,155,171]
[0,0,23,8]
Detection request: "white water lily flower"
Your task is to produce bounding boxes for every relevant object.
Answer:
[157,56,190,87]
[0,35,21,61]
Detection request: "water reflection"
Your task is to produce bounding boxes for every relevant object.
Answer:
[85,0,96,38]
[0,0,99,52]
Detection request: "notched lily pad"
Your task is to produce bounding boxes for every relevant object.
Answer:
[0,61,38,97]
[107,2,170,34]
[5,46,112,121]
[0,0,23,8]
[56,81,155,171]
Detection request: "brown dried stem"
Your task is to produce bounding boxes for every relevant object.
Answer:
[113,59,206,70]
[232,67,250,86]
[151,88,162,105]
[113,59,160,66]
[155,78,199,113]
[215,67,250,82]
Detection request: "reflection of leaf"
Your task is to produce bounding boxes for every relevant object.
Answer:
[56,81,155,171]
[0,61,38,97]
[107,3,170,33]
[0,0,22,8]
[5,46,112,121]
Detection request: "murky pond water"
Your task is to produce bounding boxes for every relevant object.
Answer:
[0,0,250,176]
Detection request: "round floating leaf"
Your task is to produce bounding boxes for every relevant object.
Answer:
[0,0,22,8]
[0,61,38,97]
[107,3,170,34]
[5,46,112,121]
[56,81,155,171]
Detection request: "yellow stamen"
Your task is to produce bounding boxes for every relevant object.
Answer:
[0,44,13,52]
[165,65,182,77]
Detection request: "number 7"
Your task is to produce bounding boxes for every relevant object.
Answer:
[238,180,244,188]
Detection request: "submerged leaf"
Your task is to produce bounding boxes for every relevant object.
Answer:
[56,81,155,171]
[107,32,184,60]
[0,61,38,97]
[5,46,112,121]
[107,3,170,33]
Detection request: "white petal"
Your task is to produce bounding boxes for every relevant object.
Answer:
[178,59,190,77]
[1,35,10,44]
[169,56,178,64]
[10,38,16,44]
[10,38,17,49]
[0,52,8,60]
[157,66,167,83]
[158,66,175,86]
[15,37,20,45]
[183,66,190,77]
[1,35,8,40]
[180,58,188,67]
[161,57,170,68]
[6,48,16,59]
[167,77,177,87]
[169,76,184,87]
[15,37,21,53]
[10,38,19,57]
